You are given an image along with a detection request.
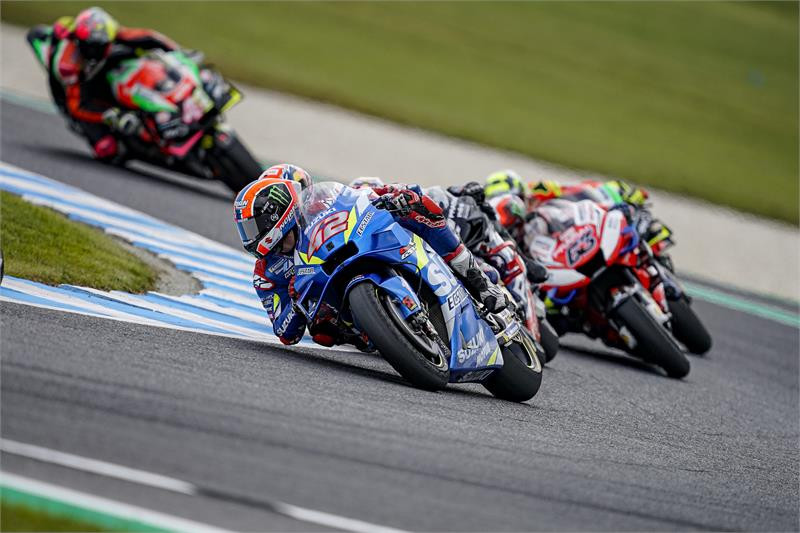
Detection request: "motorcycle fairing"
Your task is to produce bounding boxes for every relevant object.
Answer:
[294,185,503,378]
[600,210,624,263]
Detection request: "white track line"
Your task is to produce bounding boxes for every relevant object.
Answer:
[1,473,232,533]
[0,440,194,494]
[1,439,408,533]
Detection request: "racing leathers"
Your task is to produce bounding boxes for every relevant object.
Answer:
[443,184,548,285]
[252,184,510,346]
[26,18,178,160]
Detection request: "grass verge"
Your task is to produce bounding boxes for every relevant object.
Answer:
[2,2,797,223]
[1,501,108,532]
[0,191,157,292]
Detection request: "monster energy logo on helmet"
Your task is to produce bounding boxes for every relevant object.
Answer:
[266,184,291,208]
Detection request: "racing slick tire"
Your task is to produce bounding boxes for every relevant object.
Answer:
[539,319,560,363]
[208,133,263,194]
[349,282,450,391]
[668,297,712,355]
[482,334,543,402]
[614,297,691,379]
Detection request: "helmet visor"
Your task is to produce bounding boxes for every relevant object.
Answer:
[236,210,279,246]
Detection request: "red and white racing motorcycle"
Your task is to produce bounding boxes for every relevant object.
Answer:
[527,199,694,378]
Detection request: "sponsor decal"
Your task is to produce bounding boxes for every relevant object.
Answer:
[446,286,468,310]
[356,210,375,236]
[261,234,274,247]
[275,306,297,336]
[267,257,293,277]
[402,296,417,311]
[566,228,598,267]
[253,275,275,291]
[308,206,336,227]
[399,240,416,260]
[234,199,248,209]
[457,327,491,364]
[413,214,446,229]
[297,266,315,276]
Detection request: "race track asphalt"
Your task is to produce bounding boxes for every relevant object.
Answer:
[2,99,798,531]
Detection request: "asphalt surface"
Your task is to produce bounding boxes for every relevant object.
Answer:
[2,99,799,531]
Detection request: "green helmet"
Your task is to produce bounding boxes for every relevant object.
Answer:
[484,169,525,200]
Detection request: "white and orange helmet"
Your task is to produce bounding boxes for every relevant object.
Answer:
[234,177,302,258]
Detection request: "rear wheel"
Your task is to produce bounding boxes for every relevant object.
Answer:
[482,334,543,402]
[613,297,690,379]
[349,282,450,391]
[208,133,263,193]
[668,297,712,354]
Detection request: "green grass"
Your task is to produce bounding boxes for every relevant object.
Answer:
[2,1,797,223]
[1,501,109,532]
[0,191,157,292]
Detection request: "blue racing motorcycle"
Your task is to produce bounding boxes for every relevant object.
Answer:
[292,182,543,402]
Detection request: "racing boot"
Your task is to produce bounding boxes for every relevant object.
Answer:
[446,245,509,313]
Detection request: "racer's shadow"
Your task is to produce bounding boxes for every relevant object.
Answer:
[269,342,508,401]
[280,343,413,388]
[33,145,233,201]
[559,340,667,377]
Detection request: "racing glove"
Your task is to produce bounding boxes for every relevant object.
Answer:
[373,187,446,228]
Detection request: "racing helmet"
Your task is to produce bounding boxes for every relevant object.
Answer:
[528,180,563,206]
[259,163,312,190]
[349,176,385,190]
[234,178,302,259]
[489,193,527,230]
[484,169,525,200]
[73,7,118,77]
[422,186,453,212]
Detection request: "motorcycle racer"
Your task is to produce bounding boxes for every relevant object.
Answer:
[483,170,669,256]
[236,165,510,347]
[26,7,180,163]
[430,182,548,284]
[526,178,674,256]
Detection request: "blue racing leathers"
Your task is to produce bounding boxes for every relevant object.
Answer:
[252,254,306,345]
[252,184,489,345]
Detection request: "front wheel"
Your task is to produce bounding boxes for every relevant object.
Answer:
[613,297,690,378]
[668,297,712,354]
[482,334,543,402]
[348,282,450,391]
[207,133,263,193]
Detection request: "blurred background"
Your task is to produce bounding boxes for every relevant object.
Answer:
[3,1,798,223]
